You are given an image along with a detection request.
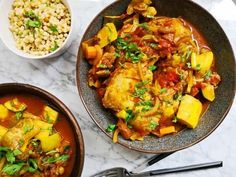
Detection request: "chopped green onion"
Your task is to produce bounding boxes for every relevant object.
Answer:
[42,155,69,165]
[27,158,38,173]
[13,149,22,156]
[139,23,149,30]
[24,11,37,19]
[149,65,157,71]
[15,112,23,120]
[26,19,41,28]
[116,37,143,63]
[172,116,178,123]
[160,88,167,94]
[49,24,58,33]
[2,163,25,175]
[150,120,158,130]
[50,41,59,52]
[106,124,116,132]
[125,110,135,123]
[204,70,212,80]
[98,64,107,69]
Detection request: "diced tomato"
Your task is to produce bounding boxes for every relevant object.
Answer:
[133,27,146,37]
[159,39,171,48]
[167,71,179,83]
[133,97,140,103]
[158,71,180,88]
[96,88,105,98]
[190,86,199,96]
[158,39,175,56]
[159,77,168,88]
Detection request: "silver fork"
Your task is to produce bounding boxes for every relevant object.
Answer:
[91,161,223,177]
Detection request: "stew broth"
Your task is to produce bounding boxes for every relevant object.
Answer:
[0,94,75,177]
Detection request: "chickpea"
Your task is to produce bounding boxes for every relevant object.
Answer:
[58,166,65,175]
[54,153,60,158]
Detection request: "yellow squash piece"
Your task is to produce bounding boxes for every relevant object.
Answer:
[116,110,127,119]
[20,140,29,152]
[35,120,53,130]
[163,105,175,118]
[202,84,215,101]
[0,125,8,141]
[43,106,58,124]
[35,131,50,141]
[191,51,213,74]
[35,120,53,140]
[1,119,40,150]
[4,98,27,112]
[97,23,118,48]
[112,129,120,143]
[186,70,193,93]
[177,95,202,129]
[160,126,176,136]
[0,104,9,121]
[39,133,62,152]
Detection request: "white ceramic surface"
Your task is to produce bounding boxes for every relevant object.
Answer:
[0,0,235,177]
[0,0,75,59]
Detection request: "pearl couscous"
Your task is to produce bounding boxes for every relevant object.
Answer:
[9,0,71,56]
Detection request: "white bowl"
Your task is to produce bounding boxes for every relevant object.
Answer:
[0,0,75,59]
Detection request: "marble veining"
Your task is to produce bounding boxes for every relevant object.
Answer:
[0,0,235,177]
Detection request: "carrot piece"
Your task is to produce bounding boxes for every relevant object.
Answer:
[113,129,120,143]
[82,42,88,54]
[92,45,103,74]
[85,46,97,59]
[159,126,176,136]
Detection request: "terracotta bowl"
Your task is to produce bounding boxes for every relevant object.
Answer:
[0,83,84,176]
[77,0,235,153]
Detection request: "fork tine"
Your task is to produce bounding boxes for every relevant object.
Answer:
[92,169,118,177]
[91,167,127,177]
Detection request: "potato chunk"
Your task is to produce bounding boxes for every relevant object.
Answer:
[177,95,202,129]
[43,106,58,124]
[202,84,215,101]
[191,51,213,74]
[0,104,9,121]
[37,133,62,152]
[97,23,118,48]
[1,119,40,150]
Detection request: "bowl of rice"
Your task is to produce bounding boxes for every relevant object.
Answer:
[0,0,74,59]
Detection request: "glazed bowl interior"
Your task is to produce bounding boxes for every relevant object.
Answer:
[0,0,75,59]
[0,83,84,176]
[77,0,235,153]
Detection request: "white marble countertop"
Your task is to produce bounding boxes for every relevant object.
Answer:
[0,0,235,177]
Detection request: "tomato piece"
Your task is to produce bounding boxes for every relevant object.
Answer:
[158,71,179,88]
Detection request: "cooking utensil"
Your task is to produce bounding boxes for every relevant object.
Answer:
[92,161,223,177]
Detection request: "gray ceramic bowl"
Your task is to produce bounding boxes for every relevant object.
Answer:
[0,83,84,176]
[77,0,235,153]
